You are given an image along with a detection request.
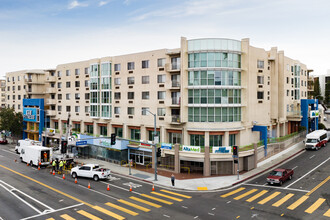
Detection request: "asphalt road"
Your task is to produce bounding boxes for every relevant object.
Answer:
[0,142,329,220]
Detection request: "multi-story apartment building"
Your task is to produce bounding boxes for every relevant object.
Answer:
[6,37,313,176]
[0,79,6,108]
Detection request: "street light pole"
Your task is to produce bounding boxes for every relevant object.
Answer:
[145,109,158,181]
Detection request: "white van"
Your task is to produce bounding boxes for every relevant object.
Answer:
[305,130,328,150]
[15,139,42,154]
[20,145,52,166]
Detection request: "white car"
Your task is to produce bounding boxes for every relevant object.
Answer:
[70,164,111,181]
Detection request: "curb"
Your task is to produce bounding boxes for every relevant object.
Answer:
[111,171,153,184]
[232,148,305,186]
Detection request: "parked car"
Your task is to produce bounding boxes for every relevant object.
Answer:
[70,164,111,181]
[0,138,8,144]
[267,168,294,186]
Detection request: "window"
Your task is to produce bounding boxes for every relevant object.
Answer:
[114,107,120,114]
[58,94,62,100]
[18,104,21,110]
[7,86,9,91]
[66,82,71,88]
[148,130,160,141]
[75,93,80,100]
[66,93,71,100]
[257,76,264,84]
[190,134,204,146]
[209,135,223,146]
[12,76,15,82]
[169,132,182,144]
[128,92,134,99]
[58,82,62,88]
[75,106,80,112]
[18,76,21,81]
[58,106,62,111]
[100,126,107,136]
[142,76,149,84]
[66,70,70,76]
[85,106,89,113]
[75,69,80,75]
[142,107,149,115]
[257,91,264,99]
[12,95,15,100]
[142,60,149,69]
[12,86,15,91]
[114,78,121,85]
[158,91,166,99]
[287,77,289,84]
[127,77,135,84]
[114,92,121,99]
[85,80,89,87]
[287,90,289,96]
[18,95,21,100]
[128,107,134,115]
[130,129,140,140]
[171,57,180,70]
[257,60,264,69]
[86,125,93,134]
[66,106,71,112]
[157,108,166,116]
[142,91,149,100]
[74,123,80,132]
[75,81,80,87]
[158,58,166,67]
[229,134,236,146]
[114,64,121,71]
[101,91,110,103]
[18,85,21,90]
[127,62,135,70]
[85,67,89,74]
[157,74,166,83]
[85,93,89,100]
[115,127,123,138]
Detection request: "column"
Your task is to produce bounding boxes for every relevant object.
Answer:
[203,131,210,176]
[174,143,180,173]
[224,131,229,146]
[93,121,97,136]
[160,126,165,143]
[108,123,112,136]
[140,125,146,141]
[123,123,128,139]
[81,121,85,135]
[183,128,189,145]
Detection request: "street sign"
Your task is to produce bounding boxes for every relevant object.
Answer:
[76,141,87,146]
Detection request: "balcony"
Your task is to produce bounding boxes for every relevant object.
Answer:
[46,99,56,105]
[46,110,56,116]
[171,80,180,88]
[46,76,56,82]
[286,111,302,121]
[165,63,180,73]
[171,97,180,106]
[46,87,56,93]
[171,115,180,123]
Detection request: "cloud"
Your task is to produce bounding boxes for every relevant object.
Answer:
[123,0,132,6]
[68,0,88,9]
[99,1,108,6]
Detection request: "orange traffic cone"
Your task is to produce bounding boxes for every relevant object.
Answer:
[39,161,41,166]
[50,169,52,174]
[152,184,155,191]
[14,159,17,163]
[62,174,65,180]
[38,166,40,170]
[53,170,55,175]
[88,182,91,189]
[75,178,77,184]
[129,185,132,192]
[27,163,29,166]
[107,184,110,191]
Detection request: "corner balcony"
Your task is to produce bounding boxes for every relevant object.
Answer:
[46,87,56,93]
[286,111,302,121]
[46,110,56,116]
[171,115,182,124]
[46,76,56,82]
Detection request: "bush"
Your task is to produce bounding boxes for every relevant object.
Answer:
[318,123,326,130]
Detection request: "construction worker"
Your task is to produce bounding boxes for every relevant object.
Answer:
[43,152,48,162]
[59,160,63,174]
[52,159,56,172]
[63,160,67,170]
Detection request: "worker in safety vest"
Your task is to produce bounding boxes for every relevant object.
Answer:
[52,159,56,172]
[59,160,63,174]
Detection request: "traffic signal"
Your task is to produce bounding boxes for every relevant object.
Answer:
[157,148,161,157]
[232,145,238,156]
[61,140,68,154]
[111,133,116,145]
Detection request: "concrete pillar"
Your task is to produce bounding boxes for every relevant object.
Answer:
[81,121,85,135]
[123,123,128,139]
[108,123,112,136]
[93,121,97,136]
[160,126,165,143]
[253,142,258,168]
[174,143,180,173]
[183,128,189,145]
[140,125,146,141]
[204,146,210,176]
[224,131,229,146]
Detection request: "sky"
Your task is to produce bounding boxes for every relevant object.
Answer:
[1,0,330,77]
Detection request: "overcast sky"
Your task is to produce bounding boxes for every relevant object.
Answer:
[1,0,329,77]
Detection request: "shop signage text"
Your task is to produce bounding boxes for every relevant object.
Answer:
[161,143,172,150]
[212,146,232,153]
[182,145,200,153]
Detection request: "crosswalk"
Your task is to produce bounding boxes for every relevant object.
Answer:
[221,187,330,217]
[45,189,192,220]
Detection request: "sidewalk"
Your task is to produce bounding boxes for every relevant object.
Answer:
[75,140,305,191]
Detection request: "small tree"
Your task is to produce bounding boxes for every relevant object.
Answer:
[314,78,323,101]
[0,107,23,143]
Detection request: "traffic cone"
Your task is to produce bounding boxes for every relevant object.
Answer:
[75,178,77,184]
[27,163,29,166]
[107,184,110,191]
[53,170,55,175]
[62,174,65,180]
[39,162,41,166]
[129,185,132,192]
[152,184,155,191]
[14,159,17,163]
[38,166,40,170]
[50,169,52,174]
[88,182,91,189]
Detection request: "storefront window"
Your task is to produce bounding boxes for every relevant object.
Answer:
[131,129,140,140]
[169,132,182,144]
[86,125,93,134]
[100,126,107,136]
[115,127,123,138]
[148,130,160,141]
[209,135,223,146]
[190,134,204,146]
[229,134,236,146]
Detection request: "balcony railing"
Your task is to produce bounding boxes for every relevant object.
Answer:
[172,81,180,87]
[172,115,181,123]
[172,97,180,105]
[287,111,302,117]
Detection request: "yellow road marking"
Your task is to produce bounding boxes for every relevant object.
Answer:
[197,187,208,190]
[60,214,76,220]
[236,216,240,219]
[129,196,161,208]
[305,198,326,214]
[246,190,268,202]
[0,164,92,207]
[151,192,183,201]
[105,202,139,216]
[160,190,192,198]
[234,189,258,200]
[258,192,281,205]
[221,187,245,198]
[92,206,125,220]
[118,199,150,212]
[46,218,55,220]
[77,210,102,220]
[251,207,254,210]
[305,176,330,196]
[287,195,309,210]
[324,208,330,217]
[281,213,284,217]
[140,194,173,205]
[272,193,294,207]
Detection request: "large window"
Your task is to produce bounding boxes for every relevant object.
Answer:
[190,134,204,146]
[157,75,166,83]
[90,105,98,117]
[157,108,166,116]
[86,125,93,134]
[130,129,140,140]
[114,64,121,71]
[101,63,111,76]
[188,70,241,86]
[148,130,160,141]
[142,60,149,69]
[188,89,241,104]
[90,78,99,90]
[101,91,110,103]
[229,134,236,146]
[257,60,264,69]
[209,135,223,146]
[90,64,99,77]
[115,127,123,138]
[90,92,98,103]
[158,58,165,67]
[171,57,181,69]
[188,52,241,68]
[142,91,149,100]
[169,132,182,144]
[100,126,108,136]
[127,62,135,70]
[188,107,241,122]
[101,77,110,90]
[158,91,165,99]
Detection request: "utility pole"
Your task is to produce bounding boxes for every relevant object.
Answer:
[65,113,71,156]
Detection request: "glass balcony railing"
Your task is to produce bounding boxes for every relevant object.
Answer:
[172,115,181,123]
[172,97,180,105]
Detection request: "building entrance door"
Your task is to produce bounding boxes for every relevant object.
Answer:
[135,152,144,165]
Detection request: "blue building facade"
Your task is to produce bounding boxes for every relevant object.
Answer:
[22,99,45,141]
